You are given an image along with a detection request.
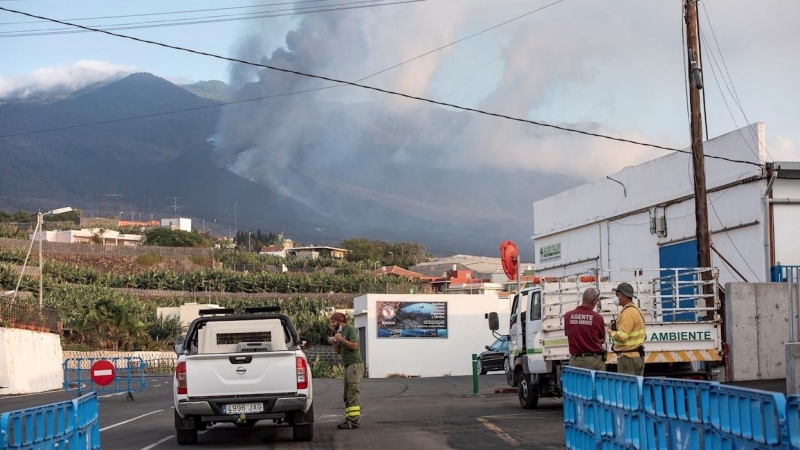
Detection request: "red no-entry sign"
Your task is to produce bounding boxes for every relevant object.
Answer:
[90,360,116,386]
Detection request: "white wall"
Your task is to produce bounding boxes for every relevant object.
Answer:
[0,328,64,395]
[354,295,510,378]
[532,125,770,286]
[772,178,800,267]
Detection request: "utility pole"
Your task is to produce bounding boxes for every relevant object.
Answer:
[234,202,238,236]
[685,0,712,297]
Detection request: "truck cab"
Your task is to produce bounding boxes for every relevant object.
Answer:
[490,268,724,409]
[173,307,314,444]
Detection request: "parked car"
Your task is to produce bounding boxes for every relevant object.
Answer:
[478,335,510,375]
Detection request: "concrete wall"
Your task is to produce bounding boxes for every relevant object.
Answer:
[532,124,770,285]
[0,328,63,395]
[725,282,797,381]
[353,294,510,378]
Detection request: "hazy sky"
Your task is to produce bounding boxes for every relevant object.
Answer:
[1,0,798,172]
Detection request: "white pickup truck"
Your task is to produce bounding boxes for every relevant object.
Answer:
[173,307,314,445]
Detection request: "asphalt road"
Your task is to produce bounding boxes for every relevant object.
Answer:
[0,374,566,450]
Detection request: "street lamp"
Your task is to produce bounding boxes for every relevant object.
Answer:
[389,251,394,264]
[11,206,73,309]
[248,231,252,252]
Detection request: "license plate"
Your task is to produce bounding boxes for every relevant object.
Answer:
[223,403,264,414]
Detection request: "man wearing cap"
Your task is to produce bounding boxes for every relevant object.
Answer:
[328,312,363,429]
[609,283,646,376]
[564,288,606,371]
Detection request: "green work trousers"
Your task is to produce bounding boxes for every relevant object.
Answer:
[617,356,645,376]
[344,362,364,425]
[570,355,606,371]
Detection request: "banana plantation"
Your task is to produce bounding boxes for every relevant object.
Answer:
[0,244,410,352]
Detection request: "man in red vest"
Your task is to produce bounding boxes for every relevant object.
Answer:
[564,288,606,371]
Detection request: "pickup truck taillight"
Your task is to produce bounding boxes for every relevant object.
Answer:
[176,361,187,395]
[296,357,308,390]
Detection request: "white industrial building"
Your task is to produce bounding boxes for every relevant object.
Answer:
[33,229,142,246]
[532,124,800,286]
[161,217,192,232]
[353,294,510,378]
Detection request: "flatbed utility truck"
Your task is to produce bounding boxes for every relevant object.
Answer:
[488,267,723,409]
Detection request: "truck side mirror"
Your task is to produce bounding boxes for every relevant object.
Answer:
[488,312,499,331]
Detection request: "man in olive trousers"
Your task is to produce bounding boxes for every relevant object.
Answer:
[329,312,364,430]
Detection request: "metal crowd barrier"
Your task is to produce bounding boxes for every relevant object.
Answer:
[0,392,99,449]
[63,357,147,400]
[563,367,800,449]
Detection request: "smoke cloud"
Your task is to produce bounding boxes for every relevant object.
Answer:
[0,60,137,101]
[212,0,797,242]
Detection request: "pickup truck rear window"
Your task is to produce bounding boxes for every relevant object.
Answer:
[217,332,271,345]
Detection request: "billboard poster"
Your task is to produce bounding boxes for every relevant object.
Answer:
[376,301,448,338]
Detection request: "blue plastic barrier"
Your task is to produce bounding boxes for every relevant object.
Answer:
[642,377,718,450]
[595,371,646,449]
[787,395,800,448]
[563,367,598,435]
[562,369,800,449]
[63,357,147,399]
[0,392,99,450]
[708,384,787,449]
[565,424,596,450]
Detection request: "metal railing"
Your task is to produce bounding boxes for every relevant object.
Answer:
[541,267,720,324]
[773,265,800,282]
[0,298,59,333]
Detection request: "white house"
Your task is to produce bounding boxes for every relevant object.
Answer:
[532,123,800,286]
[258,246,287,258]
[33,229,142,246]
[161,218,192,232]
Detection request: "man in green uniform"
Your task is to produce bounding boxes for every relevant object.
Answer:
[328,312,363,429]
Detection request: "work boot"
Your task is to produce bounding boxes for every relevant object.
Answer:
[337,421,359,430]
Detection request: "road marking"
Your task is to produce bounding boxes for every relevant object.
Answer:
[152,384,161,388]
[100,410,164,432]
[139,435,172,450]
[99,392,126,398]
[477,413,537,419]
[477,417,520,447]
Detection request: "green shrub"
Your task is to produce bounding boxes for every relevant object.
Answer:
[135,253,163,267]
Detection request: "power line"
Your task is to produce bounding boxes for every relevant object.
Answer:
[699,1,773,161]
[0,0,563,137]
[0,0,425,37]
[699,29,761,162]
[0,0,350,25]
[0,6,763,167]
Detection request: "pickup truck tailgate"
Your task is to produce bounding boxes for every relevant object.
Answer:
[186,352,297,398]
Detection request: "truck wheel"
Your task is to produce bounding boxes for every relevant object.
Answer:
[293,424,314,442]
[518,374,539,410]
[478,358,487,375]
[176,429,198,445]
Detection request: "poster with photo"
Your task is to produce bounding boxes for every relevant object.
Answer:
[376,301,448,338]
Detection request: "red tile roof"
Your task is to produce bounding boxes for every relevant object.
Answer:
[372,266,427,279]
